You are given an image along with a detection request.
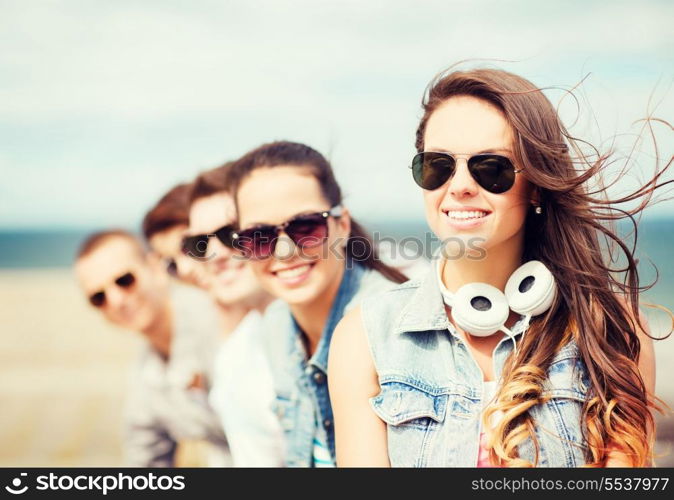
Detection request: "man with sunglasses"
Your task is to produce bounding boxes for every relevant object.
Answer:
[184,164,284,467]
[74,229,231,467]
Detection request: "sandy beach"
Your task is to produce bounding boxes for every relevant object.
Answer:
[1,268,673,466]
[0,269,139,466]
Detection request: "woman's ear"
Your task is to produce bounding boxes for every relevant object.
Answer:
[336,207,352,243]
[530,186,541,207]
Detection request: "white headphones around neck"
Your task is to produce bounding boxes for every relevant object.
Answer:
[438,259,557,341]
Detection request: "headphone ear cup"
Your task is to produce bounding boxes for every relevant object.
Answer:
[505,260,557,317]
[451,283,509,337]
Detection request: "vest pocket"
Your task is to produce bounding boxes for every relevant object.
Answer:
[370,379,448,466]
[370,380,448,429]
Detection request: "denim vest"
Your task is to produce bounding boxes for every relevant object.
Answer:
[360,265,591,467]
[262,261,397,467]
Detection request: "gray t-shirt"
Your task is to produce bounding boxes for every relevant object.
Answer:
[122,284,230,467]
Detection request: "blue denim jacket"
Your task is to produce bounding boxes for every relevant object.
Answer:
[262,261,397,467]
[360,264,591,467]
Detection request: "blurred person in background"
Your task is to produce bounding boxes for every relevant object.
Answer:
[143,182,210,288]
[185,163,284,467]
[74,229,231,467]
[227,141,409,467]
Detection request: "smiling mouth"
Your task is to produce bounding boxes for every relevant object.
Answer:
[271,262,316,279]
[443,209,491,220]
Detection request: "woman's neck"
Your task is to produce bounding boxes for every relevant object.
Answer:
[441,235,525,375]
[441,236,524,293]
[290,263,346,357]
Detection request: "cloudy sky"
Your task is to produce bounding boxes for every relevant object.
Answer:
[1,0,672,229]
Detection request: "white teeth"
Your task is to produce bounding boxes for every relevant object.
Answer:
[275,264,311,279]
[446,210,488,220]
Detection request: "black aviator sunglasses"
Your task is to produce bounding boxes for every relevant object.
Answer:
[411,151,523,193]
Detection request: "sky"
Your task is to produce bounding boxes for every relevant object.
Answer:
[0,0,672,229]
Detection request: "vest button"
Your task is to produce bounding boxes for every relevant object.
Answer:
[391,392,402,415]
[323,419,332,428]
[313,371,326,384]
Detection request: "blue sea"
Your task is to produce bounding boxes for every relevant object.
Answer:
[1,217,672,308]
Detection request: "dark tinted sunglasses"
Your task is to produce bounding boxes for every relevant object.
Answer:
[232,205,343,260]
[182,224,236,260]
[89,272,136,308]
[411,152,523,193]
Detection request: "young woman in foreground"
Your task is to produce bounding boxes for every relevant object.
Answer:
[329,68,672,467]
[227,141,407,467]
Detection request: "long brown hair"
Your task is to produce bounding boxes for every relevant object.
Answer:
[226,141,407,284]
[416,67,673,466]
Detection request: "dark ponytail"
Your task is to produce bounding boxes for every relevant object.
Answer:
[227,141,407,284]
[345,220,407,283]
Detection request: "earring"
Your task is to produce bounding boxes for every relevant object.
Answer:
[534,205,542,215]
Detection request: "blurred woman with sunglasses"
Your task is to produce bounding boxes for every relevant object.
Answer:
[329,67,673,467]
[227,141,408,467]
